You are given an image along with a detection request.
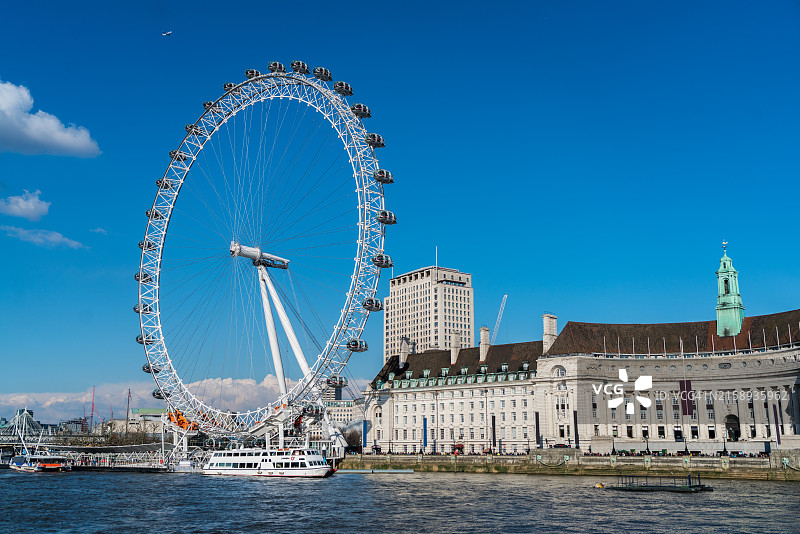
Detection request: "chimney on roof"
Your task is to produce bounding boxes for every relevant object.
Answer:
[451,331,461,365]
[399,337,410,366]
[543,313,558,354]
[479,326,490,362]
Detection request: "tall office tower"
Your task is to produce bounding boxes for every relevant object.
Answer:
[383,266,474,363]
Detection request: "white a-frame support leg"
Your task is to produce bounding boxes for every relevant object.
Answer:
[257,268,287,396]
[258,266,312,379]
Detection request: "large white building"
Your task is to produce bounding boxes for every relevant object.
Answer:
[383,266,474,363]
[364,251,800,455]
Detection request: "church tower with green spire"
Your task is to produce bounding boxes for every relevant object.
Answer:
[716,243,745,337]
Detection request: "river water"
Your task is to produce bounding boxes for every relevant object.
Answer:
[1,470,798,533]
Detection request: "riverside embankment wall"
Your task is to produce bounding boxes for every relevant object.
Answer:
[340,450,800,481]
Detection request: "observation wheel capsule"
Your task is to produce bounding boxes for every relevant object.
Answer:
[203,101,223,114]
[313,66,332,81]
[326,375,348,388]
[133,303,152,314]
[290,60,310,74]
[371,254,393,268]
[347,338,369,352]
[333,81,353,96]
[156,178,174,190]
[361,297,383,311]
[268,61,286,73]
[350,103,371,118]
[373,169,394,184]
[137,334,158,345]
[169,150,188,162]
[377,210,397,225]
[365,133,385,148]
[185,124,207,136]
[143,362,161,374]
[135,271,152,283]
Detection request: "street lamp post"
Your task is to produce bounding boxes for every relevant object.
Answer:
[721,427,728,456]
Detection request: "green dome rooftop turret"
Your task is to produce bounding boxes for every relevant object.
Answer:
[716,242,745,337]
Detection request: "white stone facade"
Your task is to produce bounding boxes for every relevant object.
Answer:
[366,377,536,454]
[535,346,800,454]
[365,342,800,455]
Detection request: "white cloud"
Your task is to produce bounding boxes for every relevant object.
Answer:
[0,382,163,424]
[0,189,50,221]
[0,375,370,425]
[0,80,100,157]
[89,227,108,235]
[0,225,84,249]
[185,375,297,413]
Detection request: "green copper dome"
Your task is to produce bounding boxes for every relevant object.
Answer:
[716,245,745,337]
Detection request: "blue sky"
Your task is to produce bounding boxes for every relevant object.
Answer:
[1,0,799,422]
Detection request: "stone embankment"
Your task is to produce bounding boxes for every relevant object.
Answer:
[340,450,800,481]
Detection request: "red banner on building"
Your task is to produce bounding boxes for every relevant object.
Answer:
[679,379,693,416]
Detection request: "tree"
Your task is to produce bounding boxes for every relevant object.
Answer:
[342,428,362,448]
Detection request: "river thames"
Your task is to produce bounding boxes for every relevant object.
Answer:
[1,470,798,533]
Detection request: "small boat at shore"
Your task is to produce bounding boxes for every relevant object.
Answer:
[202,446,334,478]
[8,426,71,473]
[9,453,71,473]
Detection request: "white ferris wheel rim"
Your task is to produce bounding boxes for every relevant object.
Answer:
[136,66,387,436]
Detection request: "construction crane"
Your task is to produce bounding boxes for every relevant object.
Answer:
[491,294,508,345]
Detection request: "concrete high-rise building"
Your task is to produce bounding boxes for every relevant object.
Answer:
[383,266,474,364]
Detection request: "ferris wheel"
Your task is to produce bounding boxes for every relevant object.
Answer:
[135,60,395,436]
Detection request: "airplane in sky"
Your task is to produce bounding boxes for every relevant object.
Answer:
[162,31,172,37]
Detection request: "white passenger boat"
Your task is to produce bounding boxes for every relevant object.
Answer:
[9,453,71,473]
[202,447,334,478]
